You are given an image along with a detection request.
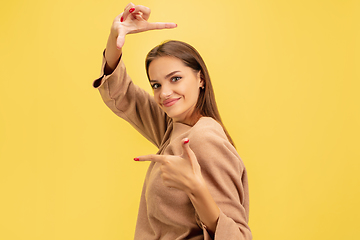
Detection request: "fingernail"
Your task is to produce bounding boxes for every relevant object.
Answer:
[184,139,189,144]
[134,157,139,161]
[120,16,123,22]
[129,8,135,13]
[175,24,178,27]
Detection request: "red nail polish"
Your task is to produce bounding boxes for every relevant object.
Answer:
[184,139,189,144]
[134,157,139,161]
[120,16,123,22]
[129,8,135,13]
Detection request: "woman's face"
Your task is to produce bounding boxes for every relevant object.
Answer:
[148,56,203,125]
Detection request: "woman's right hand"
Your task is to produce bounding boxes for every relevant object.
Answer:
[114,3,177,49]
[105,3,177,72]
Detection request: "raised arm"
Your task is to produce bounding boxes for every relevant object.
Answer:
[94,3,177,147]
[105,3,177,73]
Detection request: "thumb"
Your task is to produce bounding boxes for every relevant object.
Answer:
[116,32,126,49]
[116,26,129,49]
[181,138,197,166]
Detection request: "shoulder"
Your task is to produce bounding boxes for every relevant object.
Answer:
[189,117,228,141]
[188,117,244,172]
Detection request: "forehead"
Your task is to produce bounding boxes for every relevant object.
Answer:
[148,56,189,79]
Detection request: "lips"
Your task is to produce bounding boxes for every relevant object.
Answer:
[162,98,180,107]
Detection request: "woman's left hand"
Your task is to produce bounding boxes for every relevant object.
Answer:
[136,138,221,234]
[134,138,204,193]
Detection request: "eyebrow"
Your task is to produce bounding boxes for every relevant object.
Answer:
[149,71,180,82]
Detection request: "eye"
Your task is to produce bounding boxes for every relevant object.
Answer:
[151,83,161,90]
[171,76,182,82]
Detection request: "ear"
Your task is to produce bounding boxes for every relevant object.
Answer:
[197,71,204,88]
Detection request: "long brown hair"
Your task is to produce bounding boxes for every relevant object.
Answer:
[145,40,235,147]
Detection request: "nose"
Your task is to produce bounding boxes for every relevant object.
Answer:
[160,83,172,99]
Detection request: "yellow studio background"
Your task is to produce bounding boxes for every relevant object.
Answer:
[0,0,359,239]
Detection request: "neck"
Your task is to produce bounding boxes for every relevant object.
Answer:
[174,112,203,127]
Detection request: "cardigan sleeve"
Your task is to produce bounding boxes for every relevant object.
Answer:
[93,52,169,148]
[189,120,252,240]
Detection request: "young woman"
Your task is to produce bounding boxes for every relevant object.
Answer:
[93,3,252,240]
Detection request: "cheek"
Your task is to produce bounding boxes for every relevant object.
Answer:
[153,92,161,105]
[180,83,198,97]
[186,85,200,101]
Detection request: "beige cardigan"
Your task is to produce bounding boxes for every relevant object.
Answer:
[93,55,252,240]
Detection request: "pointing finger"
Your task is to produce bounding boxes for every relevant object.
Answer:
[147,22,177,30]
[134,154,166,163]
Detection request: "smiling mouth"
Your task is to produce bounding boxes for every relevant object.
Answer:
[162,98,180,107]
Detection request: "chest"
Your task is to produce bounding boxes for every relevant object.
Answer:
[144,138,196,225]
